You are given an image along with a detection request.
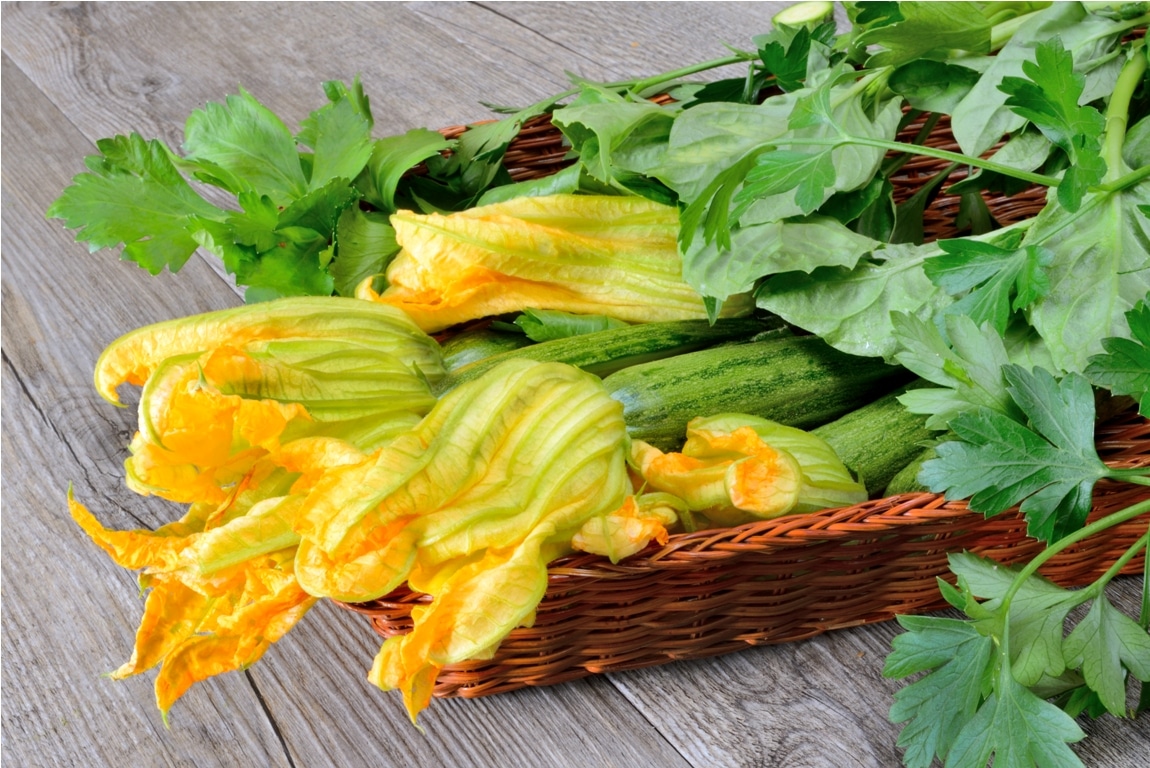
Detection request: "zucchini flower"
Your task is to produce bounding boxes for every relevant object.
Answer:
[571,492,685,563]
[70,296,447,720]
[288,359,630,721]
[365,194,754,332]
[98,298,443,503]
[95,295,444,404]
[68,479,315,723]
[631,414,867,527]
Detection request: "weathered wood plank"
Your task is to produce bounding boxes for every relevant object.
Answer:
[0,54,291,768]
[606,588,1150,767]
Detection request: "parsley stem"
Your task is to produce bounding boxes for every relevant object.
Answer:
[1107,466,1150,484]
[1000,497,1150,610]
[1081,530,1150,600]
[770,136,1061,188]
[1103,37,1148,183]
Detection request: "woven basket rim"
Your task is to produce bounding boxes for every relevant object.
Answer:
[337,406,1148,608]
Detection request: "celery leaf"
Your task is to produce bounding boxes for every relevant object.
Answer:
[183,88,308,206]
[45,133,224,274]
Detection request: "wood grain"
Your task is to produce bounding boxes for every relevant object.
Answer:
[3,3,1148,767]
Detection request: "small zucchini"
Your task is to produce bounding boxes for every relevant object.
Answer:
[810,385,935,498]
[440,328,534,372]
[882,445,938,497]
[438,317,773,393]
[602,335,912,451]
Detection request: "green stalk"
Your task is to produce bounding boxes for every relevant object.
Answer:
[998,496,1150,611]
[1079,531,1150,600]
[1103,39,1148,183]
[772,135,1062,187]
[623,53,756,96]
[1142,527,1149,630]
[1099,164,1150,193]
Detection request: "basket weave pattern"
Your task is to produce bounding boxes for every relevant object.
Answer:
[340,111,1150,700]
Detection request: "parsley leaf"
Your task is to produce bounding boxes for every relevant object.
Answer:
[1084,299,1150,416]
[918,365,1109,542]
[946,662,1087,768]
[999,38,1107,212]
[757,23,836,93]
[1063,594,1150,716]
[884,615,994,768]
[734,149,837,215]
[949,552,1085,688]
[924,240,1053,335]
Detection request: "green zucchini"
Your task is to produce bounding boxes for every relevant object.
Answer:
[602,335,912,451]
[440,329,533,372]
[438,317,773,393]
[810,386,934,498]
[882,446,937,497]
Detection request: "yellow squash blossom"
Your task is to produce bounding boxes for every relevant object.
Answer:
[95,296,445,405]
[365,194,754,332]
[571,492,685,563]
[71,296,448,721]
[289,359,630,721]
[69,484,315,724]
[114,300,442,504]
[631,414,867,527]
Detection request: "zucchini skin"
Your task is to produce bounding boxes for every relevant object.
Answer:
[882,445,937,497]
[811,386,934,498]
[440,329,533,372]
[602,335,912,451]
[439,317,771,393]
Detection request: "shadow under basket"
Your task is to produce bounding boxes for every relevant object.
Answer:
[336,109,1150,700]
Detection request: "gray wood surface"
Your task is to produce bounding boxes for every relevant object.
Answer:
[2,3,1147,767]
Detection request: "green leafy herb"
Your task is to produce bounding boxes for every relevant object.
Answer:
[891,312,1022,430]
[924,239,1052,335]
[919,365,1109,542]
[887,529,1150,768]
[854,1,993,69]
[1084,298,1150,415]
[998,38,1107,211]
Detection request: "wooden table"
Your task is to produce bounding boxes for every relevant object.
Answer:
[3,3,1147,766]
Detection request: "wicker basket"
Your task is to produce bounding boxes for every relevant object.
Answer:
[337,107,1150,699]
